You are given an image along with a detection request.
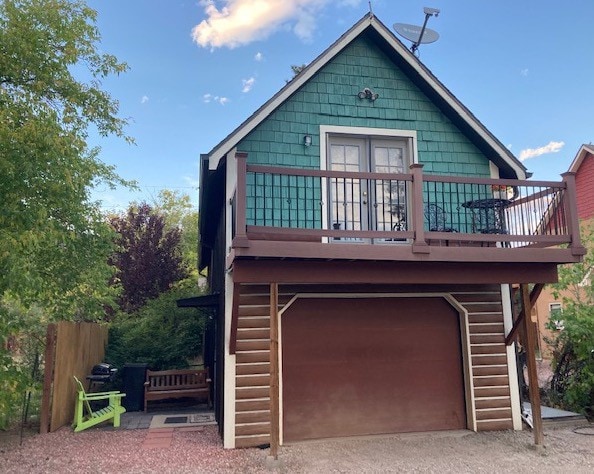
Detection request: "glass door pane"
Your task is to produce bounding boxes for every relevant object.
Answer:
[370,139,408,243]
[328,137,367,242]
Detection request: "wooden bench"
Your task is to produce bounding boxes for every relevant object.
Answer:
[144,368,211,412]
[72,376,126,432]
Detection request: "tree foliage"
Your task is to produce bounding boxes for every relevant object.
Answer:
[1,0,130,427]
[0,0,130,319]
[153,189,199,272]
[105,279,206,371]
[547,224,594,417]
[109,202,188,313]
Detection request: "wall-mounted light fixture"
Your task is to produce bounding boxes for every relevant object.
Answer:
[357,87,379,102]
[303,135,312,147]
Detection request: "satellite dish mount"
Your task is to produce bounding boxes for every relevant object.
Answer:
[394,7,440,56]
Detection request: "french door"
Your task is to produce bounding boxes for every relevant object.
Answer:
[327,135,409,242]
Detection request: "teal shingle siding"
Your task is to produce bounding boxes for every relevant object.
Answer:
[238,35,492,227]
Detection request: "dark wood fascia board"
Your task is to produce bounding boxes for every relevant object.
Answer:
[231,259,558,285]
[176,293,220,308]
[199,157,226,270]
[231,240,581,265]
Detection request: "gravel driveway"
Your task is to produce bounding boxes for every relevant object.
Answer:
[2,425,593,473]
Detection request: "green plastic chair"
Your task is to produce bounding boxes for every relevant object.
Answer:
[72,376,126,432]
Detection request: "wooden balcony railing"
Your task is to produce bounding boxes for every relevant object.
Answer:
[231,153,585,258]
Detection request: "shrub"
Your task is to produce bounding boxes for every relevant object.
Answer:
[105,280,208,371]
[546,305,594,418]
[0,299,45,430]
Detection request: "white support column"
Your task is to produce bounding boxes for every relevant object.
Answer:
[223,149,238,449]
[501,284,523,430]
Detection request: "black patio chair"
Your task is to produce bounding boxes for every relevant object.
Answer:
[424,204,457,232]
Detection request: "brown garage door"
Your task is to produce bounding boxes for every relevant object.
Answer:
[282,297,466,442]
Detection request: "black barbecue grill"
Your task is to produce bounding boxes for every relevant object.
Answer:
[86,363,118,390]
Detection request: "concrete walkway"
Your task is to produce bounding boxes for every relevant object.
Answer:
[116,404,214,450]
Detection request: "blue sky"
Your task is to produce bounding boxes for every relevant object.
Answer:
[87,0,594,211]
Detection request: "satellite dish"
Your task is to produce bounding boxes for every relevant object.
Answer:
[394,23,439,45]
[393,7,441,56]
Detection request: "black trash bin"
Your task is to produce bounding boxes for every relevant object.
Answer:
[121,363,148,412]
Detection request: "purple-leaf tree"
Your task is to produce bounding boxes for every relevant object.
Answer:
[109,203,188,313]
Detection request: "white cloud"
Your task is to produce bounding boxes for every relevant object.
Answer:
[520,68,529,77]
[242,77,255,93]
[203,93,228,104]
[141,95,149,104]
[183,174,200,189]
[192,0,362,49]
[254,51,264,61]
[519,141,565,161]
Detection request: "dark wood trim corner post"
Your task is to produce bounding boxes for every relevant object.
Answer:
[410,163,430,254]
[561,171,586,257]
[233,152,250,248]
[520,284,544,446]
[269,283,280,459]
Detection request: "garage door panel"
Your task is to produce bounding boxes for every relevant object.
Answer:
[282,297,466,442]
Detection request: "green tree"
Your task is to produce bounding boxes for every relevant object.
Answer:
[0,0,131,427]
[548,224,594,417]
[153,189,199,273]
[105,279,207,371]
[109,202,188,313]
[0,0,131,318]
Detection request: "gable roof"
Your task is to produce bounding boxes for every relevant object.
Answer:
[206,13,527,179]
[568,143,594,173]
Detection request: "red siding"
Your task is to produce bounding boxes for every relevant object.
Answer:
[575,152,594,221]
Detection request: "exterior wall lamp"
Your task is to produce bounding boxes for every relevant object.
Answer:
[357,87,379,101]
[303,135,312,147]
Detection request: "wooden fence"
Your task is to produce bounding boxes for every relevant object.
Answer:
[39,321,109,433]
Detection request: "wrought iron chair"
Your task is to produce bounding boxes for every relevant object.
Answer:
[424,204,457,232]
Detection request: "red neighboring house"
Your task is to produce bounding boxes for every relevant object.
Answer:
[534,144,594,358]
[573,144,594,221]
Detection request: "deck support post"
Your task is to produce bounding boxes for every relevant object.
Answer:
[410,164,430,254]
[520,283,544,446]
[269,283,280,459]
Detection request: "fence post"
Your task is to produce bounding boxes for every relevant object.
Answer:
[410,163,429,253]
[234,152,250,248]
[561,171,586,256]
[39,324,56,434]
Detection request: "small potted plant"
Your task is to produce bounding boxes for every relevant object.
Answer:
[491,184,511,199]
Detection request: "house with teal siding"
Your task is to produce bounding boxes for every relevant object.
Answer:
[197,14,584,449]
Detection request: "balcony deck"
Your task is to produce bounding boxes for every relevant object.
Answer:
[229,154,585,269]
